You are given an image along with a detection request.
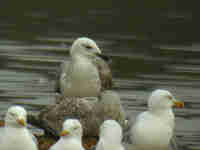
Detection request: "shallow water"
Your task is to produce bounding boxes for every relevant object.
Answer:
[0,2,199,150]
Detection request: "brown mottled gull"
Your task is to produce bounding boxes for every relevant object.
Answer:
[28,90,126,139]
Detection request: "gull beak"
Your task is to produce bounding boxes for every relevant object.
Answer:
[17,118,26,126]
[94,46,101,55]
[60,130,70,136]
[172,99,184,108]
[96,54,111,62]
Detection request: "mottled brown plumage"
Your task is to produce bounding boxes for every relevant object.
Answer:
[92,55,113,91]
[28,91,126,140]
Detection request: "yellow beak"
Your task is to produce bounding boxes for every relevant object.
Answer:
[60,130,70,136]
[17,118,26,126]
[173,99,184,108]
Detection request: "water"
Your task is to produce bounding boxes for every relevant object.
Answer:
[0,2,199,150]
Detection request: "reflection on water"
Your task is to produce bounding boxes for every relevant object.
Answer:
[0,3,199,150]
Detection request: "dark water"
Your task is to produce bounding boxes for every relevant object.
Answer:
[0,1,199,150]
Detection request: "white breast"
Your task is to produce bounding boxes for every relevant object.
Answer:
[50,138,84,150]
[60,56,101,97]
[131,111,174,150]
[0,128,37,150]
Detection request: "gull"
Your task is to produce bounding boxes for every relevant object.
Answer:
[0,106,38,150]
[131,89,184,150]
[59,37,112,97]
[49,119,85,150]
[27,90,126,139]
[96,120,124,150]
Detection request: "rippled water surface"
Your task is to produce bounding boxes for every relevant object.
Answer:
[0,2,199,150]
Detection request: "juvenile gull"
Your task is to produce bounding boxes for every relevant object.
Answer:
[28,90,126,139]
[131,89,184,150]
[49,119,85,150]
[96,120,124,150]
[59,37,112,97]
[0,106,38,150]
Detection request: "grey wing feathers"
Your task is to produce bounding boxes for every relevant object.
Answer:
[56,60,70,93]
[28,131,38,146]
[170,135,179,150]
[92,56,112,91]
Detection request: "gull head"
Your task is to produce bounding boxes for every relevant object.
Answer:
[5,106,27,127]
[60,119,83,139]
[70,37,101,58]
[148,89,184,112]
[99,120,122,143]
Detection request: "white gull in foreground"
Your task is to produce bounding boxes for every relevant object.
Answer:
[0,106,38,150]
[49,119,85,150]
[96,120,124,150]
[131,89,184,150]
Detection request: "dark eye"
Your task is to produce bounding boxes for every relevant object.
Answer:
[85,45,93,49]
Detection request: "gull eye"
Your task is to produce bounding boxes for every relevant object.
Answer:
[85,45,93,49]
[81,43,94,50]
[82,43,93,49]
